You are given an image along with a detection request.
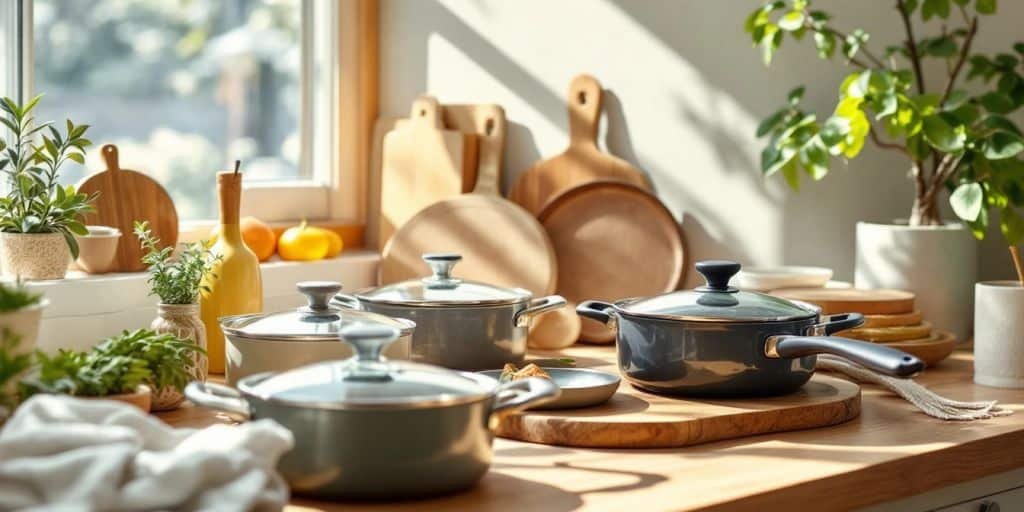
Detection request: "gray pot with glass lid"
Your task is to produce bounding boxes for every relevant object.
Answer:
[332,253,567,370]
[220,281,415,385]
[185,323,560,499]
[577,260,925,397]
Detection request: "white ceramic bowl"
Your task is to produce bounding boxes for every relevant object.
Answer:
[734,266,834,292]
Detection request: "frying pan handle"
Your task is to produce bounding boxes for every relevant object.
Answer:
[490,377,561,419]
[330,293,361,310]
[765,335,924,377]
[576,300,617,328]
[185,381,251,421]
[568,74,602,146]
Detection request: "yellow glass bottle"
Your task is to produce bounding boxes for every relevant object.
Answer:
[201,168,262,375]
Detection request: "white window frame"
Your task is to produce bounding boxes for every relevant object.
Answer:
[1,0,373,227]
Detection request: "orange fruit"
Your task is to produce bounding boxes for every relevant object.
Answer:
[310,227,343,258]
[209,216,277,262]
[278,221,329,261]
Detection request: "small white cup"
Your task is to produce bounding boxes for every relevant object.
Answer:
[974,280,1024,388]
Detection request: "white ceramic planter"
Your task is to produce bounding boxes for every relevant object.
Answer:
[0,299,47,355]
[855,222,976,341]
[0,232,71,280]
[974,281,1024,388]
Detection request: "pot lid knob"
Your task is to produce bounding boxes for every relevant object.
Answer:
[340,323,398,381]
[695,260,741,293]
[297,281,343,312]
[422,253,463,289]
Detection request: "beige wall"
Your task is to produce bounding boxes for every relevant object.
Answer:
[379,0,1023,285]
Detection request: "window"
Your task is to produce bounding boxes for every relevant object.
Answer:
[0,0,368,223]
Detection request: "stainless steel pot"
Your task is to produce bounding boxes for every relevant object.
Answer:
[185,324,559,499]
[220,281,415,385]
[332,253,566,370]
[577,260,925,396]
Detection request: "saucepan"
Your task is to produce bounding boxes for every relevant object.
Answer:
[186,323,559,499]
[332,253,566,370]
[577,260,924,396]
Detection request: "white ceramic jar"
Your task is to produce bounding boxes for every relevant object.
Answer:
[974,281,1024,388]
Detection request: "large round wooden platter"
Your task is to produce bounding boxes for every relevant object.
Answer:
[771,288,915,315]
[497,350,860,449]
[539,181,685,343]
[861,310,923,328]
[838,321,932,342]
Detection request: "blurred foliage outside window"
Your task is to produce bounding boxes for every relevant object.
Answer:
[33,0,302,219]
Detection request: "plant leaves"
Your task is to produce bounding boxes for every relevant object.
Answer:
[922,115,966,152]
[778,11,805,31]
[787,86,805,106]
[984,131,1024,160]
[950,182,984,221]
[976,0,997,14]
[979,91,1016,114]
[756,108,788,137]
[1001,207,1024,244]
[814,30,836,59]
[922,0,950,20]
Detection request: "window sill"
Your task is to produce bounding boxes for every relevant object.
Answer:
[26,250,381,353]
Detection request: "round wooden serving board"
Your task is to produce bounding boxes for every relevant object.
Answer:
[861,310,923,328]
[77,144,178,272]
[883,331,956,367]
[771,288,915,315]
[837,321,932,342]
[495,374,860,449]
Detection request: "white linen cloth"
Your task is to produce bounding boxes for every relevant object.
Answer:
[817,355,1012,421]
[0,394,294,512]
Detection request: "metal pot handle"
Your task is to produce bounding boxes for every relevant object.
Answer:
[330,293,361,310]
[184,381,252,421]
[490,377,561,418]
[765,335,924,377]
[576,300,616,326]
[514,295,567,327]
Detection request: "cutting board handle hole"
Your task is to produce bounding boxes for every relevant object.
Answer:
[419,108,427,117]
[484,118,495,136]
[577,91,587,105]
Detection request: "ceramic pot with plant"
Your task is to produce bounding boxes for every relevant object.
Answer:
[0,96,95,280]
[72,226,122,274]
[18,329,203,413]
[136,221,218,410]
[746,0,1024,340]
[0,331,34,422]
[0,282,46,356]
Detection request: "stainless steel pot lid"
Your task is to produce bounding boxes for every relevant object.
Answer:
[239,324,495,409]
[355,253,531,307]
[220,281,415,342]
[615,261,818,322]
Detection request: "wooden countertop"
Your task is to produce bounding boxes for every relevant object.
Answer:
[160,346,1024,511]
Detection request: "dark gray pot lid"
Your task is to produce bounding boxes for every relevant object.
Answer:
[220,282,415,342]
[238,324,495,409]
[615,261,818,322]
[356,253,531,307]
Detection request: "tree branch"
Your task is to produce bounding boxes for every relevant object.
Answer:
[821,25,889,70]
[940,16,978,105]
[868,129,908,154]
[897,0,926,94]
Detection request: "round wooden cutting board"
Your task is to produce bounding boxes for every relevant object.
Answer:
[771,288,915,315]
[379,194,557,295]
[495,373,860,449]
[539,182,685,343]
[861,310,924,328]
[837,321,932,342]
[883,331,956,366]
[77,144,178,272]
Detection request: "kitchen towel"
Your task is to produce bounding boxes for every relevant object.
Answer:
[0,394,294,511]
[817,355,1012,420]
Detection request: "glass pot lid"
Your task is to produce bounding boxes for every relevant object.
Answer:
[356,253,532,307]
[239,323,493,409]
[220,281,415,342]
[616,261,818,322]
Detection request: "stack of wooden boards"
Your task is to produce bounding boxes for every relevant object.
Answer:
[370,75,688,349]
[771,288,956,366]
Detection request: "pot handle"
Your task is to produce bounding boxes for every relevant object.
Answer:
[184,381,252,421]
[815,312,865,335]
[330,293,361,310]
[491,377,561,418]
[576,300,615,326]
[765,335,924,377]
[514,295,567,327]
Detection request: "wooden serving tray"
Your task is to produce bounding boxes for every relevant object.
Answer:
[500,351,860,449]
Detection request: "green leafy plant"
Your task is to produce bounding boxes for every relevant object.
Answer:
[134,220,220,304]
[18,329,204,398]
[0,281,42,312]
[0,330,32,412]
[746,0,1024,269]
[0,95,95,258]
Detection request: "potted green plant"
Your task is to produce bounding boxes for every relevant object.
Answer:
[0,330,32,422]
[18,329,204,413]
[0,95,95,280]
[745,0,1023,340]
[135,221,218,409]
[0,282,46,357]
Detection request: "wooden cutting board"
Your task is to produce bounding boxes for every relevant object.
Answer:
[496,372,860,449]
[539,182,685,343]
[378,96,480,247]
[862,310,923,328]
[77,144,178,272]
[771,288,916,315]
[837,321,933,342]
[508,74,650,215]
[883,331,956,366]
[368,104,506,250]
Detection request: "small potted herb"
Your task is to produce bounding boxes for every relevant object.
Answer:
[0,282,46,356]
[0,95,95,280]
[18,329,204,412]
[0,330,32,422]
[135,221,218,409]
